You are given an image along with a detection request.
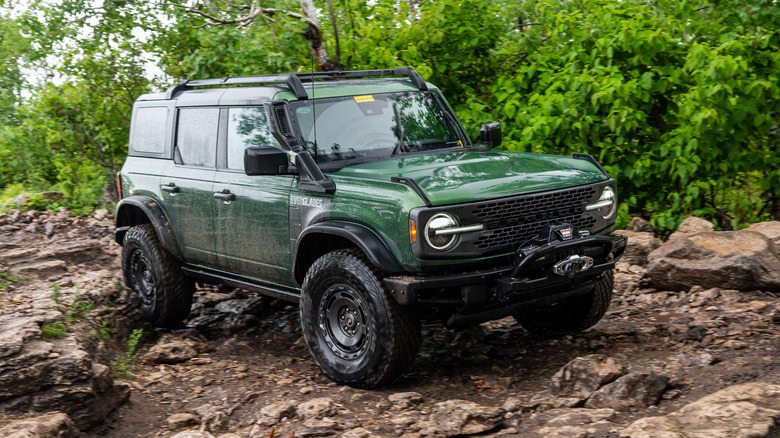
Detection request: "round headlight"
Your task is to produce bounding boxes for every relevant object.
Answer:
[424,213,458,251]
[598,186,617,220]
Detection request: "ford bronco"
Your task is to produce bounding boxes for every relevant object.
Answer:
[115,68,626,387]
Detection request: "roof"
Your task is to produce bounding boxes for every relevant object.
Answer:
[135,68,435,105]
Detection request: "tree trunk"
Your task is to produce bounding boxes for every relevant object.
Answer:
[299,0,342,71]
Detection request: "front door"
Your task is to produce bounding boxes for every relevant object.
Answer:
[212,107,295,287]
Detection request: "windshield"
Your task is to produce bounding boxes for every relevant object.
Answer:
[290,91,466,164]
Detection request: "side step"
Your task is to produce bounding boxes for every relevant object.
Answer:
[182,267,300,303]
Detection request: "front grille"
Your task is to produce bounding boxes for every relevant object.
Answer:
[472,187,595,221]
[472,187,596,250]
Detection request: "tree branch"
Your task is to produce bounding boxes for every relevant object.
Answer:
[327,0,341,66]
[159,1,317,29]
[161,0,341,71]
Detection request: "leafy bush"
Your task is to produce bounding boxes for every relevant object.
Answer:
[66,294,94,323]
[41,321,67,340]
[96,320,114,342]
[111,328,144,379]
[50,282,61,303]
[1,0,777,234]
[467,0,779,234]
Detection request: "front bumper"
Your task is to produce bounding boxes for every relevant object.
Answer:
[384,232,627,328]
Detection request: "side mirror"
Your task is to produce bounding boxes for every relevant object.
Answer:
[480,121,502,149]
[244,146,290,175]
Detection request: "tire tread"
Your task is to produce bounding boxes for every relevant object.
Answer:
[122,223,194,328]
[300,248,421,388]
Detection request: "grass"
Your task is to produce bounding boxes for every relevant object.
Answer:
[66,293,93,323]
[41,321,67,339]
[96,320,114,342]
[50,282,61,302]
[111,328,144,379]
[0,271,18,289]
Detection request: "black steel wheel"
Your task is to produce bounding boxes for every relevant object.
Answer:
[300,249,421,388]
[122,223,194,328]
[514,270,614,335]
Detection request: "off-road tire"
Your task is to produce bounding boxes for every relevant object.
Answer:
[514,270,614,335]
[122,223,194,328]
[300,249,421,388]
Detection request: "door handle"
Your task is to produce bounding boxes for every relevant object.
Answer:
[162,184,179,194]
[214,192,236,202]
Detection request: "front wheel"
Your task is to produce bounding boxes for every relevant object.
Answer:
[299,249,421,388]
[122,223,194,329]
[514,270,614,335]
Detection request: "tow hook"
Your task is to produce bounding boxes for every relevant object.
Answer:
[553,255,594,278]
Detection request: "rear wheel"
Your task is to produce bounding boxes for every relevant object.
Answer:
[514,271,614,334]
[300,249,421,388]
[122,223,194,328]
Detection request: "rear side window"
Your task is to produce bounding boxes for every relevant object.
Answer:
[177,108,218,167]
[130,107,168,154]
[226,107,279,170]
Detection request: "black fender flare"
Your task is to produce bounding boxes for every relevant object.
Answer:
[114,195,183,260]
[294,220,404,280]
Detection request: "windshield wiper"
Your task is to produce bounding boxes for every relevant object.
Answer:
[391,102,405,156]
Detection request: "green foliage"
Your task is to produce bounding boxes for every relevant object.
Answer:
[41,321,67,340]
[111,328,144,379]
[0,0,777,234]
[0,271,17,290]
[66,294,93,323]
[96,320,114,342]
[476,0,780,233]
[50,283,61,303]
[0,16,27,125]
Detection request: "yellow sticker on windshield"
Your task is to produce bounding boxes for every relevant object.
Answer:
[354,95,375,103]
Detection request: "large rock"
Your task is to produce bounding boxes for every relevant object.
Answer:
[626,217,655,233]
[614,230,662,267]
[550,355,628,402]
[258,400,298,426]
[422,400,504,436]
[585,372,669,411]
[145,333,211,364]
[167,413,199,430]
[297,397,337,420]
[668,216,715,241]
[388,392,424,409]
[647,230,780,291]
[747,221,780,245]
[620,382,780,438]
[0,320,130,430]
[0,412,77,438]
[544,407,616,426]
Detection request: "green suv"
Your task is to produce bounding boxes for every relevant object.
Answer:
[115,68,626,387]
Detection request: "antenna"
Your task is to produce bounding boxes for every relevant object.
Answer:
[311,56,317,163]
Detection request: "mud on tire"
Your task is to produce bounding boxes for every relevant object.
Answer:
[300,249,421,388]
[122,223,195,328]
[514,270,614,335]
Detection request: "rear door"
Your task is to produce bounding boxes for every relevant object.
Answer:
[211,106,295,286]
[162,107,218,267]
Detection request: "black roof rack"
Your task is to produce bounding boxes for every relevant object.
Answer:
[164,67,427,100]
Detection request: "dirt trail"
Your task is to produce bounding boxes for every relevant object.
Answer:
[0,209,778,437]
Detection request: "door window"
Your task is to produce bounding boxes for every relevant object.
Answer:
[131,107,168,154]
[226,107,280,171]
[177,108,218,167]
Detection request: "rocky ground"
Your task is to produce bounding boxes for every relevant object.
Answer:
[0,210,778,438]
